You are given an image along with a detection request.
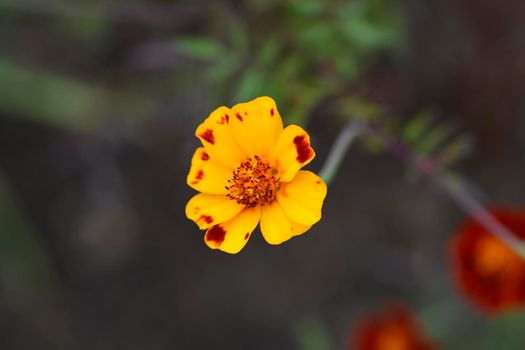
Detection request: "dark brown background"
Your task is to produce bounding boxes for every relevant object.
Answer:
[1,0,524,349]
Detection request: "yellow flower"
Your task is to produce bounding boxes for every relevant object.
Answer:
[185,96,327,254]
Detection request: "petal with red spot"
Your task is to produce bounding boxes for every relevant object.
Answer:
[270,125,316,182]
[187,147,233,195]
[204,207,261,254]
[185,193,244,230]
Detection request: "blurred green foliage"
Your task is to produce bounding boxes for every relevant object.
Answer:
[295,317,335,350]
[0,0,404,128]
[479,313,525,350]
[350,108,473,169]
[176,0,404,124]
[1,1,524,349]
[0,173,60,308]
[0,59,105,131]
[0,57,159,133]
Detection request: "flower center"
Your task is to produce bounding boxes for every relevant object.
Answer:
[226,155,280,208]
[474,233,515,276]
[376,325,409,350]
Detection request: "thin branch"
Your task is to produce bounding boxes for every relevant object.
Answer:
[433,172,525,257]
[319,120,363,185]
[321,119,525,258]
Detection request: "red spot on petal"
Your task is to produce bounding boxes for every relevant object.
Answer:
[201,152,210,161]
[235,113,243,122]
[206,225,226,246]
[200,129,215,145]
[244,233,250,240]
[293,135,314,163]
[199,215,213,224]
[191,170,204,185]
[316,180,321,184]
[270,108,275,116]
[218,114,229,124]
[244,111,248,116]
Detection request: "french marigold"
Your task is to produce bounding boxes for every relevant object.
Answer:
[450,207,525,314]
[349,305,436,350]
[185,96,327,254]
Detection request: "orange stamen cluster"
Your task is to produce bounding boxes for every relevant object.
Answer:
[375,325,409,350]
[226,155,280,208]
[474,234,515,277]
[349,305,436,350]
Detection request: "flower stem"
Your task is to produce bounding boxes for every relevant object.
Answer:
[319,121,363,185]
[433,172,525,258]
[322,119,525,258]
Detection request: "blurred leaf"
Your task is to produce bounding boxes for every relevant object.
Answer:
[383,116,402,135]
[296,22,336,56]
[338,1,402,50]
[438,135,473,166]
[231,19,249,54]
[207,55,240,82]
[361,135,386,153]
[179,0,406,123]
[289,0,324,16]
[285,83,324,125]
[341,18,398,49]
[478,312,525,350]
[0,58,155,133]
[419,299,483,350]
[176,36,225,61]
[418,123,454,154]
[341,97,384,121]
[274,54,302,82]
[257,37,280,68]
[403,113,434,145]
[0,173,60,309]
[335,54,359,78]
[232,69,265,102]
[58,15,109,42]
[0,58,105,131]
[295,318,335,350]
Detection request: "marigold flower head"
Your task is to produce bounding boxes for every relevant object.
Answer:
[450,207,525,315]
[186,96,327,254]
[349,304,435,350]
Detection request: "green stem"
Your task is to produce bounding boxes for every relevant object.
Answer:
[434,172,525,258]
[321,119,525,259]
[318,120,363,185]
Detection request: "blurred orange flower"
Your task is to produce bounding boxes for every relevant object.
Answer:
[349,305,436,350]
[186,96,327,254]
[450,207,525,314]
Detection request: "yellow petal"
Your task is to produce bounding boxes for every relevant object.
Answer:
[195,106,246,169]
[270,125,316,182]
[187,147,233,195]
[259,200,311,245]
[276,170,327,226]
[204,207,261,254]
[229,96,284,159]
[185,193,244,230]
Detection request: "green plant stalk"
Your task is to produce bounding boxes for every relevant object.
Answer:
[434,172,525,258]
[320,120,525,259]
[318,120,362,184]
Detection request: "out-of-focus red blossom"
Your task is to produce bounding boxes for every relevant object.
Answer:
[349,305,436,350]
[450,207,525,315]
